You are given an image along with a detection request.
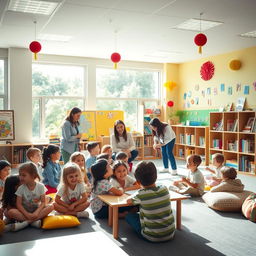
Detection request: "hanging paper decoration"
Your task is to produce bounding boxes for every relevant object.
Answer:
[194,33,207,54]
[111,52,121,69]
[200,61,215,81]
[29,41,41,60]
[167,101,174,107]
[229,60,241,70]
[164,81,177,91]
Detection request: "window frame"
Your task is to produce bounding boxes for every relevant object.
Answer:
[0,58,8,109]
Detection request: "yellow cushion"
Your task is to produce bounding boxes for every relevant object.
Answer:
[42,215,80,229]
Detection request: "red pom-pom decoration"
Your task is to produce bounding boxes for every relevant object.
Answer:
[29,41,42,60]
[167,101,174,107]
[111,52,121,69]
[200,61,215,81]
[194,33,207,54]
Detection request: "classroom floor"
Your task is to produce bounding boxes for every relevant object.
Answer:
[1,159,256,256]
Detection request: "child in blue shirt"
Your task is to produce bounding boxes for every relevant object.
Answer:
[42,144,61,194]
[85,142,100,181]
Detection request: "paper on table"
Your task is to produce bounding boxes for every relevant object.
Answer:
[125,190,139,196]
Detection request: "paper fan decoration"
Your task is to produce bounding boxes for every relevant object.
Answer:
[200,61,215,81]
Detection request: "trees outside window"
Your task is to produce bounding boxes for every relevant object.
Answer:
[0,59,7,109]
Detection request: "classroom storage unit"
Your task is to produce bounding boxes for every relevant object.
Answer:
[0,141,99,167]
[209,111,256,175]
[171,125,209,166]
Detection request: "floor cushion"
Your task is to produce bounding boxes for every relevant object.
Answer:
[42,215,81,229]
[242,193,256,222]
[202,190,253,212]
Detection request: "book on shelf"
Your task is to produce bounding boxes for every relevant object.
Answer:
[242,117,255,132]
[232,119,238,132]
[213,119,223,131]
[178,148,184,157]
[199,136,205,146]
[239,155,255,173]
[227,140,238,151]
[251,118,256,132]
[179,134,185,144]
[185,134,195,145]
[227,119,237,131]
[240,139,254,153]
[144,116,153,135]
[235,97,245,111]
[213,139,222,149]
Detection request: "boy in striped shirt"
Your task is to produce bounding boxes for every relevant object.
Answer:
[126,161,175,242]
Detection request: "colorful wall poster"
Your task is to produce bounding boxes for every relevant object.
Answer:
[220,83,225,92]
[244,85,250,95]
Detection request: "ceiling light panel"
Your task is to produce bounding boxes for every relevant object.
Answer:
[240,30,256,38]
[173,18,223,32]
[8,0,60,15]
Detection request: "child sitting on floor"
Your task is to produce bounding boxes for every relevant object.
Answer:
[111,161,140,192]
[210,167,244,192]
[90,159,123,219]
[26,147,43,179]
[126,161,175,242]
[170,154,205,197]
[85,142,100,182]
[54,163,90,218]
[42,144,62,194]
[6,163,53,231]
[205,153,224,187]
[0,160,11,200]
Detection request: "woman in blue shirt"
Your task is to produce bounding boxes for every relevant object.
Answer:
[60,107,82,164]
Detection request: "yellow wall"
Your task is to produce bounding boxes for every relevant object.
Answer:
[176,46,256,111]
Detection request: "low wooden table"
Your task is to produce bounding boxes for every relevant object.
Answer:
[98,191,190,239]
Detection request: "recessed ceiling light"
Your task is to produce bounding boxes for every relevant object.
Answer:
[240,30,256,38]
[38,34,72,42]
[172,18,223,32]
[8,0,61,15]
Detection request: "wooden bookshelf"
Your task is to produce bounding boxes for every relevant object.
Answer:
[171,125,209,166]
[209,111,256,175]
[0,141,99,167]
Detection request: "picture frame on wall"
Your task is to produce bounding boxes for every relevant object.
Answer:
[0,110,15,141]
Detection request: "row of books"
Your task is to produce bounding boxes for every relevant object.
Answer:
[240,139,254,153]
[212,139,222,149]
[240,156,256,173]
[226,119,238,132]
[184,134,195,145]
[198,136,205,146]
[144,136,153,146]
[13,148,28,164]
[134,138,142,147]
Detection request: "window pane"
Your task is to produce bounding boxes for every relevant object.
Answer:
[32,64,84,96]
[144,101,158,110]
[96,99,138,131]
[96,68,159,99]
[44,99,84,137]
[32,99,40,138]
[0,60,4,94]
[0,98,4,110]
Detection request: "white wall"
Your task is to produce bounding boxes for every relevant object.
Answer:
[8,48,32,143]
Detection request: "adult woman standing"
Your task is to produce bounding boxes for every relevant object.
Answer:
[60,107,82,164]
[149,118,177,175]
[110,120,138,163]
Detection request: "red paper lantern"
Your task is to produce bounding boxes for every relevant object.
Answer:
[111,52,121,69]
[29,41,41,60]
[194,33,207,54]
[167,101,174,107]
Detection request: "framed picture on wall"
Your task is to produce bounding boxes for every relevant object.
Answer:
[0,110,15,141]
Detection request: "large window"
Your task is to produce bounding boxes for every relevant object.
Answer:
[0,59,8,109]
[32,64,85,139]
[96,68,160,130]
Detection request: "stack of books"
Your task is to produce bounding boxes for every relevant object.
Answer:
[225,159,238,169]
[49,134,60,144]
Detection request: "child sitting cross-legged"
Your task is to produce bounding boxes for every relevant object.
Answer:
[210,167,244,192]
[54,163,90,218]
[5,162,53,231]
[169,154,205,197]
[205,153,225,187]
[126,161,175,242]
[111,160,140,192]
[26,147,43,179]
[90,159,124,219]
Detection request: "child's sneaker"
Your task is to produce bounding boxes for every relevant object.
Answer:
[77,211,89,218]
[12,221,29,231]
[30,220,41,228]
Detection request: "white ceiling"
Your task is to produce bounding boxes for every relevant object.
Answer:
[0,0,256,63]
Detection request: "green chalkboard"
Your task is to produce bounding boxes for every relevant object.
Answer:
[176,109,218,126]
